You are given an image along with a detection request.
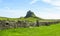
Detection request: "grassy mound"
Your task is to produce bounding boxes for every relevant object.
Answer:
[0,23,60,36]
[0,17,54,22]
[19,17,42,22]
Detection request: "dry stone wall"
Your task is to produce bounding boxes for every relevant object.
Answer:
[0,20,60,29]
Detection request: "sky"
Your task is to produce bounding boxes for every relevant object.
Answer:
[0,0,60,19]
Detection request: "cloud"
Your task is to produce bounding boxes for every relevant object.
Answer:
[0,9,26,18]
[34,7,60,19]
[42,0,51,3]
[42,0,60,6]
[4,7,10,10]
[42,0,60,12]
[30,0,39,4]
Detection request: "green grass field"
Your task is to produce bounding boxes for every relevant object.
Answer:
[0,23,60,36]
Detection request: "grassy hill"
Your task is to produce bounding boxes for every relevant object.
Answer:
[0,17,18,21]
[0,17,58,23]
[0,23,60,36]
[19,17,43,22]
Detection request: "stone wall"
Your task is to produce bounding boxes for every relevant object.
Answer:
[0,20,60,29]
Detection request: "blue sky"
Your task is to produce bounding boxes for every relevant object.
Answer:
[0,0,60,19]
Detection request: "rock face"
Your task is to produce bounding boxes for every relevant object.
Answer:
[25,10,36,18]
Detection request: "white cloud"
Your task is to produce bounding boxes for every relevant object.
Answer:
[4,7,10,10]
[38,13,60,19]
[30,0,60,6]
[0,9,26,18]
[34,7,60,19]
[42,0,51,3]
[30,0,39,4]
[42,0,60,13]
[42,0,60,6]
